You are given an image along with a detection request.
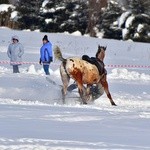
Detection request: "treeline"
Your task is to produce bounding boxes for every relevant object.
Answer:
[0,0,150,43]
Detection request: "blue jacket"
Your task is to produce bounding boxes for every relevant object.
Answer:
[40,41,53,63]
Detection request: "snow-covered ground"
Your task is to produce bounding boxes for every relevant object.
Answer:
[0,27,150,149]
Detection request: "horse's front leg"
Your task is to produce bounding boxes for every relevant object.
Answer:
[101,76,117,106]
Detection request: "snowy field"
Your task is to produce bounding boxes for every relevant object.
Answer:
[0,27,150,149]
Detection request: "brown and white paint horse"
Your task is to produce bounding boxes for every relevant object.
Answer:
[54,45,116,106]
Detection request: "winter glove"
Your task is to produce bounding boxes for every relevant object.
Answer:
[49,56,53,62]
[39,59,42,65]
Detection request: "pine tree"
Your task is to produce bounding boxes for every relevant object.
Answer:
[123,0,150,42]
[0,0,9,4]
[129,0,150,15]
[16,0,43,30]
[101,1,123,39]
[40,0,66,32]
[64,0,88,34]
[86,0,101,37]
[0,0,13,27]
[40,0,88,34]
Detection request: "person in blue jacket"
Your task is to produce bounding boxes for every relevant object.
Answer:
[39,35,53,75]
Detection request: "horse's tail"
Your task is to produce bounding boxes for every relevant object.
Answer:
[54,46,66,62]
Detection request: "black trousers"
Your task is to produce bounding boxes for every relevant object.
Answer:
[13,65,19,73]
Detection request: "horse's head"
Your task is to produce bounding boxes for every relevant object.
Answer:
[96,45,107,62]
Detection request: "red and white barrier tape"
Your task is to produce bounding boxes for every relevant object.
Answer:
[0,61,60,66]
[106,64,150,69]
[0,61,38,65]
[0,60,149,69]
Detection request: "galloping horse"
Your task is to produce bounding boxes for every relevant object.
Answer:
[54,45,116,106]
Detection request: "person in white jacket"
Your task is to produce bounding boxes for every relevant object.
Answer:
[7,35,24,73]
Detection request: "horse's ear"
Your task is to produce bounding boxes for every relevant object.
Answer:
[98,45,100,49]
[104,46,107,51]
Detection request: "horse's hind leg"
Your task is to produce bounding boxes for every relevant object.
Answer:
[78,87,87,104]
[101,76,117,106]
[60,65,70,104]
[61,75,70,104]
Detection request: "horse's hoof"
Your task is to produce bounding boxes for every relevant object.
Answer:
[112,103,117,106]
[83,102,87,105]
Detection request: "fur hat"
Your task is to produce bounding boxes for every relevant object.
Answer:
[12,35,19,41]
[42,35,48,41]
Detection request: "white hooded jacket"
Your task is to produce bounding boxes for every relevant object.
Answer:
[7,36,24,65]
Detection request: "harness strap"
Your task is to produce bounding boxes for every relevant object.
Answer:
[62,60,70,79]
